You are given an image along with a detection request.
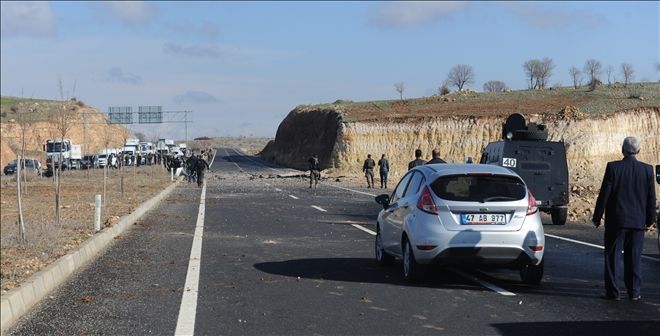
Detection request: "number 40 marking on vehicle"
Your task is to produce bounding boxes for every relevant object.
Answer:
[502,158,517,168]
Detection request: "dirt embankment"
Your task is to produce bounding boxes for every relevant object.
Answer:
[0,101,130,168]
[260,107,342,170]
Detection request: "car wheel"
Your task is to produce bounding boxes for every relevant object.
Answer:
[551,207,567,226]
[375,228,394,266]
[520,259,544,284]
[402,237,421,282]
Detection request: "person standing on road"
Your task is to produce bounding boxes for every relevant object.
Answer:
[186,154,198,184]
[408,149,425,170]
[592,136,656,301]
[308,154,321,188]
[378,154,390,189]
[426,148,447,164]
[363,154,376,188]
[195,154,210,187]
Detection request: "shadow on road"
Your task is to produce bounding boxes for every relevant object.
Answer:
[491,321,659,336]
[254,257,487,291]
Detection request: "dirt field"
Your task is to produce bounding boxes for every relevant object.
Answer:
[0,165,172,292]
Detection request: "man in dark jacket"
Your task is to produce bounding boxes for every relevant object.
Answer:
[378,154,390,189]
[195,154,210,187]
[363,154,376,188]
[592,137,656,301]
[426,148,447,164]
[308,154,321,188]
[408,149,425,170]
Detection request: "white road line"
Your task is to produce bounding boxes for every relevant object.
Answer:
[326,184,378,197]
[450,269,517,297]
[311,205,328,212]
[544,233,603,249]
[545,233,660,262]
[289,195,299,200]
[224,149,243,172]
[275,188,283,192]
[175,182,207,336]
[230,148,281,173]
[351,224,376,235]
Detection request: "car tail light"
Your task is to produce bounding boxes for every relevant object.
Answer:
[417,186,439,215]
[526,190,538,216]
[529,245,543,251]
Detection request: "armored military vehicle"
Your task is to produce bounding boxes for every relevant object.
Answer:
[480,113,569,225]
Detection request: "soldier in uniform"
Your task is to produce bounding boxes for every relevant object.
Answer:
[308,154,321,188]
[408,149,425,170]
[195,154,210,187]
[363,154,376,188]
[378,154,390,189]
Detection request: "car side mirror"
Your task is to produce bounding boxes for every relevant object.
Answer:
[375,194,390,209]
[656,165,659,185]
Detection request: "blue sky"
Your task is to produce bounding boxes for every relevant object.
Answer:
[1,1,658,139]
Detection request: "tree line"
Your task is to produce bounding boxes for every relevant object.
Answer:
[394,59,645,98]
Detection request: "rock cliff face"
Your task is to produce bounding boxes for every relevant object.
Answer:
[261,106,660,183]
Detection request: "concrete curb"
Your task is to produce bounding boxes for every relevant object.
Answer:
[1,180,181,335]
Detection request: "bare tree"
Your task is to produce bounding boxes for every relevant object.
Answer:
[536,58,554,89]
[621,63,634,88]
[394,82,405,100]
[10,106,28,244]
[483,80,508,92]
[446,64,475,92]
[569,66,581,89]
[53,104,77,226]
[583,59,603,86]
[523,59,540,89]
[605,65,614,86]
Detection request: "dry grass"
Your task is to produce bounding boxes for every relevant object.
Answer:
[0,165,172,292]
[324,82,660,122]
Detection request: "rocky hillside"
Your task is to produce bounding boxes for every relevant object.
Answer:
[0,98,130,168]
[260,84,660,181]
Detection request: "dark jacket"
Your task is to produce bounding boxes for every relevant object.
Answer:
[363,158,376,172]
[308,157,320,171]
[195,158,210,171]
[593,156,656,230]
[408,158,425,170]
[426,158,446,164]
[378,158,389,173]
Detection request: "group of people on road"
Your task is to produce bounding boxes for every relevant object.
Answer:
[361,148,446,189]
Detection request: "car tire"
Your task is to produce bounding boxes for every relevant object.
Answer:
[520,259,544,284]
[402,237,421,282]
[551,207,567,226]
[513,129,548,141]
[375,228,394,266]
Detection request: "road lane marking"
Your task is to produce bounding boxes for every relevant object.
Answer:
[326,184,378,197]
[311,205,327,212]
[545,233,659,262]
[230,148,281,173]
[175,181,207,336]
[275,188,283,192]
[289,195,299,200]
[224,149,243,172]
[351,224,376,235]
[450,269,517,297]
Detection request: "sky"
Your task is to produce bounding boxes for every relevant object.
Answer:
[1,1,658,139]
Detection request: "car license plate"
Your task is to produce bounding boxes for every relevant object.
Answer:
[460,213,506,225]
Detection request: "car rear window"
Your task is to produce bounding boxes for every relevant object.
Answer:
[430,174,526,202]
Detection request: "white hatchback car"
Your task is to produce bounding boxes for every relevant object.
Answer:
[375,164,545,284]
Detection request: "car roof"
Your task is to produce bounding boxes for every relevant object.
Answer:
[413,163,520,180]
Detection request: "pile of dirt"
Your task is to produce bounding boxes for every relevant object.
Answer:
[543,105,586,122]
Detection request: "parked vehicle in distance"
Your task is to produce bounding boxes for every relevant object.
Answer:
[80,155,98,169]
[374,163,545,284]
[480,113,569,225]
[3,159,41,176]
[44,139,82,170]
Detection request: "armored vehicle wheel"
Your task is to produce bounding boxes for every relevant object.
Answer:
[551,207,567,225]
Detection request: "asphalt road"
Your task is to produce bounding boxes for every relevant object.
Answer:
[8,148,660,335]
